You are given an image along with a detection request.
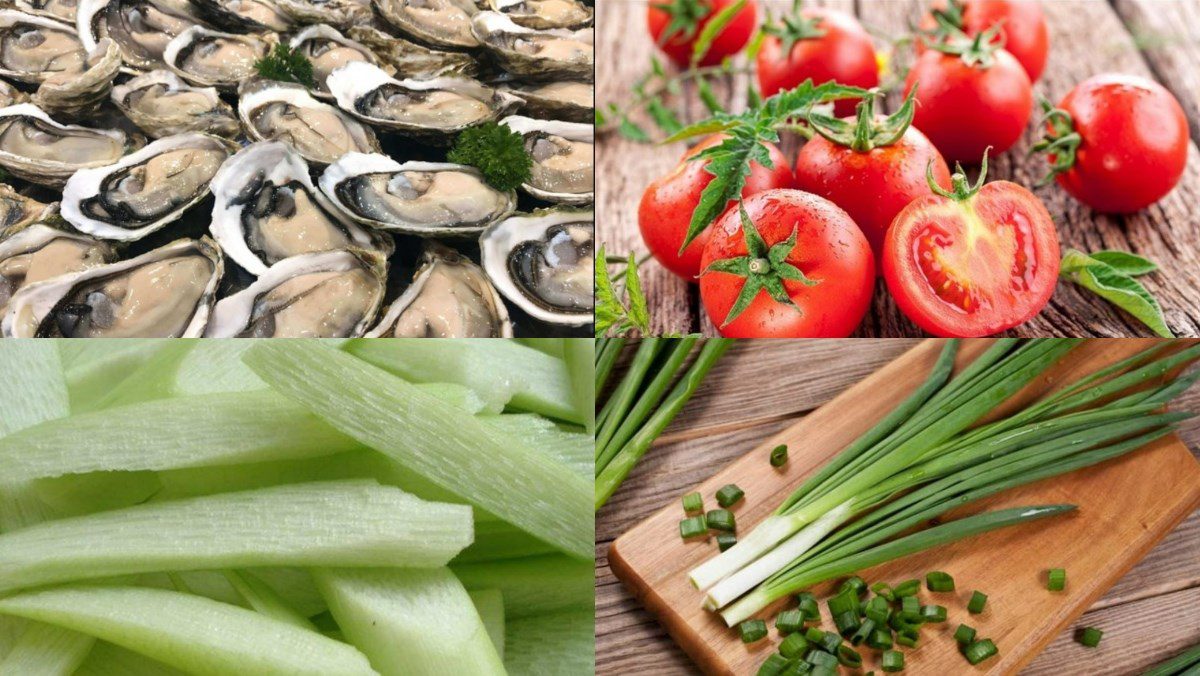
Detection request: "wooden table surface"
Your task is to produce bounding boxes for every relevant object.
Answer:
[596,0,1200,337]
[595,340,1200,675]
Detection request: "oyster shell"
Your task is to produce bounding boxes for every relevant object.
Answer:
[238,79,381,166]
[204,247,386,337]
[274,0,371,31]
[0,80,26,109]
[0,184,56,237]
[0,10,86,83]
[480,207,592,325]
[163,26,275,91]
[472,11,592,80]
[501,115,592,204]
[77,0,203,71]
[61,133,232,241]
[374,0,480,49]
[368,241,512,337]
[16,0,79,26]
[210,141,393,276]
[32,37,122,120]
[111,69,241,139]
[319,153,515,237]
[488,0,592,30]
[290,24,385,98]
[0,103,133,187]
[347,24,477,79]
[188,0,292,32]
[327,61,520,142]
[1,236,224,337]
[0,223,115,315]
[502,79,591,122]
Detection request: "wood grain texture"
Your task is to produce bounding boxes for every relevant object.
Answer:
[597,0,1200,337]
[596,340,1200,675]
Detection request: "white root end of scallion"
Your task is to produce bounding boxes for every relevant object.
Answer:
[688,515,802,592]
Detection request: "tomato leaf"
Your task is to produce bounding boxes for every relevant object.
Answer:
[617,118,651,142]
[696,77,725,115]
[625,253,651,333]
[645,98,683,135]
[721,275,764,327]
[661,119,735,145]
[1088,250,1158,277]
[593,245,625,336]
[701,206,809,328]
[690,0,747,67]
[1060,249,1173,338]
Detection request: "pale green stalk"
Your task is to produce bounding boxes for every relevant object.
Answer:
[504,608,594,676]
[0,619,95,675]
[224,570,316,631]
[72,641,186,676]
[562,339,595,433]
[468,590,505,660]
[452,555,594,620]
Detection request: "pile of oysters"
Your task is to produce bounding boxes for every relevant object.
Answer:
[0,0,594,337]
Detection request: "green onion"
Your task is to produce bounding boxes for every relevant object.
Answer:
[739,619,768,643]
[881,649,905,672]
[706,509,736,532]
[717,533,738,552]
[682,493,703,513]
[756,652,791,676]
[1078,627,1103,648]
[1047,568,1066,591]
[1141,640,1200,676]
[837,644,862,668]
[893,579,920,597]
[797,594,820,622]
[900,596,919,615]
[780,631,809,658]
[808,650,838,668]
[954,624,976,645]
[839,576,867,598]
[967,590,987,614]
[811,665,835,676]
[804,626,825,643]
[828,590,859,617]
[926,571,955,592]
[871,582,895,602]
[867,628,893,650]
[865,597,891,623]
[776,609,804,635]
[680,516,707,540]
[819,631,841,653]
[919,605,946,623]
[781,660,813,676]
[896,627,919,648]
[965,638,998,665]
[716,484,745,508]
[770,445,789,467]
[849,619,875,646]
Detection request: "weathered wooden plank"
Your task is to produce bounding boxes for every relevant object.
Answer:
[1111,0,1200,142]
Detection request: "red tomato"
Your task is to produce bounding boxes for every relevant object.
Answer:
[793,97,953,265]
[639,134,794,280]
[1037,74,1189,213]
[904,45,1032,164]
[882,160,1060,337]
[647,0,758,68]
[699,189,874,337]
[755,8,878,117]
[919,0,1049,82]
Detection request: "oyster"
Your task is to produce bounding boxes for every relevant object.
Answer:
[1,236,223,337]
[0,184,56,236]
[319,153,515,237]
[480,208,592,325]
[327,61,519,142]
[210,142,392,276]
[111,69,240,139]
[472,11,592,80]
[32,37,122,120]
[0,80,26,109]
[274,0,370,30]
[374,0,480,49]
[0,223,115,315]
[488,0,592,30]
[77,0,204,71]
[204,247,386,337]
[0,103,133,187]
[16,0,79,26]
[290,24,385,98]
[0,10,86,83]
[347,25,477,79]
[163,26,275,91]
[368,242,512,337]
[188,0,292,32]
[502,79,591,122]
[501,115,592,204]
[61,133,232,241]
[239,80,380,166]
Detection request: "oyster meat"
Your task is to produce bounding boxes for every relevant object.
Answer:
[1,236,223,337]
[239,80,380,166]
[78,0,203,71]
[368,242,512,338]
[0,10,86,83]
[0,184,56,237]
[32,37,122,120]
[319,153,515,236]
[210,141,392,275]
[111,69,240,139]
[373,0,479,49]
[502,79,592,122]
[290,24,383,98]
[205,248,385,337]
[0,223,114,314]
[480,208,592,326]
[0,103,132,187]
[489,0,592,30]
[188,0,292,32]
[16,0,80,25]
[472,11,592,80]
[164,26,275,90]
[62,133,231,241]
[502,115,592,204]
[347,25,476,79]
[274,0,371,30]
[0,80,25,109]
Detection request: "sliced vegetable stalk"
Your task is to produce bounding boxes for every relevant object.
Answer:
[0,619,95,676]
[245,342,593,559]
[468,590,505,660]
[315,567,505,676]
[72,640,186,676]
[224,570,316,631]
[504,608,594,676]
[58,341,163,413]
[562,339,596,433]
[0,585,376,676]
[452,554,594,620]
[0,480,473,593]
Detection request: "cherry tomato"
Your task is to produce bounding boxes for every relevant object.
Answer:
[919,0,1049,82]
[647,0,758,69]
[904,42,1032,164]
[1035,74,1189,213]
[793,92,952,265]
[639,134,794,280]
[756,8,878,117]
[699,189,874,337]
[882,156,1060,337]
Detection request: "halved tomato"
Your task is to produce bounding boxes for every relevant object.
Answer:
[882,155,1059,337]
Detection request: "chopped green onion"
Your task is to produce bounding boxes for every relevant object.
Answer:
[805,626,825,643]
[781,660,812,676]
[837,644,862,668]
[833,611,860,637]
[807,650,838,668]
[968,591,987,614]
[810,666,834,676]
[828,590,859,617]
[780,631,809,658]
[965,638,998,665]
[717,533,738,552]
[865,596,891,623]
[954,624,976,645]
[926,571,955,592]
[900,596,919,615]
[867,628,893,650]
[893,579,920,597]
[1077,627,1103,648]
[770,445,789,467]
[849,619,875,646]
[739,619,768,643]
[680,516,707,540]
[881,649,905,672]
[757,652,791,676]
[1047,568,1066,591]
[839,576,867,598]
[706,509,736,532]
[776,609,804,635]
[896,627,919,648]
[797,593,820,622]
[716,484,745,508]
[871,582,895,602]
[919,605,947,623]
[819,631,841,653]
[682,492,703,513]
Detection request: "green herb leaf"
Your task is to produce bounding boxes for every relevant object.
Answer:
[617,117,651,142]
[691,0,747,67]
[594,245,625,337]
[1088,250,1159,276]
[1060,249,1173,337]
[696,77,725,115]
[645,98,683,135]
[625,252,650,333]
[446,121,532,191]
[594,108,607,126]
[254,44,315,88]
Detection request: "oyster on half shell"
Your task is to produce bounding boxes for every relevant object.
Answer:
[0,223,115,315]
[188,0,292,32]
[163,26,275,91]
[239,80,380,166]
[62,133,232,242]
[488,0,592,30]
[347,25,477,79]
[502,79,591,122]
[501,115,592,204]
[204,247,386,337]
[0,10,86,83]
[274,0,371,30]
[16,0,80,24]
[210,141,393,276]
[368,241,512,338]
[1,236,223,337]
[77,0,204,71]
[0,184,56,237]
[0,103,134,187]
[373,0,480,49]
[111,69,241,139]
[32,37,122,121]
[472,11,592,80]
[480,207,592,326]
[290,24,385,98]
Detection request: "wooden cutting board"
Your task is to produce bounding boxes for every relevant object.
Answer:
[608,339,1200,676]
